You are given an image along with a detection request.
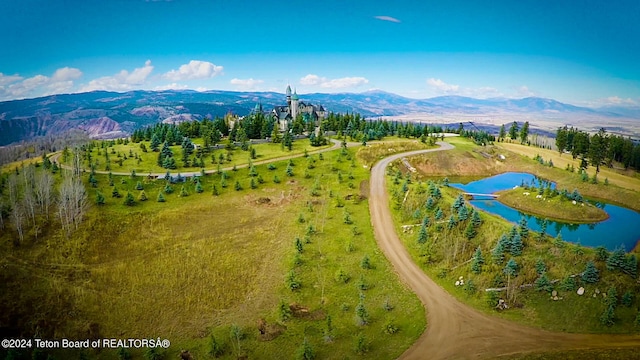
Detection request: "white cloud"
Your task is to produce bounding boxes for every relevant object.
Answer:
[515,85,536,97]
[154,83,189,91]
[604,96,637,105]
[374,15,401,23]
[52,67,82,82]
[163,60,223,81]
[0,73,23,86]
[299,74,369,89]
[427,78,460,93]
[300,74,323,85]
[426,78,505,98]
[0,67,85,100]
[80,60,154,92]
[230,78,264,90]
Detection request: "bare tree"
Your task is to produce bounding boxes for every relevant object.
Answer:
[58,174,88,236]
[34,171,54,219]
[11,200,25,244]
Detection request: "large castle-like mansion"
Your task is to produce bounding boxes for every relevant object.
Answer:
[252,85,326,132]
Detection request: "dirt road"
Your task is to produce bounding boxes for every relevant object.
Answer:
[369,141,640,359]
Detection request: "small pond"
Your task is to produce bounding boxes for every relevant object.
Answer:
[451,172,640,251]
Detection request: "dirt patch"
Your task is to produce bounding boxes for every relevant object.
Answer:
[359,180,370,198]
[255,197,271,204]
[289,303,326,320]
[257,318,286,341]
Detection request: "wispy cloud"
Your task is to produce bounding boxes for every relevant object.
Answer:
[374,15,401,23]
[426,78,504,98]
[230,78,264,90]
[0,68,83,100]
[163,60,223,82]
[154,83,189,91]
[80,60,153,92]
[300,74,369,89]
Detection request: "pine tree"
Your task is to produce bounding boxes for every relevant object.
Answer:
[535,258,546,275]
[355,298,369,326]
[535,273,553,292]
[234,180,242,191]
[112,186,121,198]
[157,192,165,202]
[138,190,148,201]
[471,247,484,274]
[95,191,105,205]
[180,185,188,197]
[510,233,523,256]
[503,258,518,277]
[607,246,626,271]
[471,211,482,227]
[164,183,174,194]
[447,215,457,230]
[360,254,371,269]
[464,221,477,239]
[492,241,505,265]
[417,224,428,244]
[518,217,529,239]
[286,164,294,177]
[458,206,469,221]
[435,208,444,220]
[136,181,143,190]
[600,305,615,327]
[195,182,204,193]
[582,261,600,283]
[123,192,135,206]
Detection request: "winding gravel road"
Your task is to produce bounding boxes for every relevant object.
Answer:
[369,141,640,359]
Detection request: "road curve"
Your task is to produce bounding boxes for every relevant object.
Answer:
[369,141,640,360]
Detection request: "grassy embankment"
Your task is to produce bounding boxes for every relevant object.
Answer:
[0,139,424,360]
[387,136,640,335]
[495,188,609,223]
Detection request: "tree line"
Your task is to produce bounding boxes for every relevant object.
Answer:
[555,126,640,172]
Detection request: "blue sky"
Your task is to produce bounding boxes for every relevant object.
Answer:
[1,0,639,106]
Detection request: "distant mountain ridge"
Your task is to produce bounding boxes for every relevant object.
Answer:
[0,89,635,145]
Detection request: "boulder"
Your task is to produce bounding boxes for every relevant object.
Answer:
[577,287,585,295]
[455,280,460,286]
[552,290,558,297]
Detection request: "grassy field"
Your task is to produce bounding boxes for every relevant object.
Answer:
[496,188,609,223]
[66,138,332,174]
[0,143,424,359]
[498,347,640,360]
[386,136,640,334]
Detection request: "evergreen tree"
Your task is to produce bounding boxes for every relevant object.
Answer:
[286,270,301,290]
[212,184,219,196]
[136,181,143,190]
[417,224,428,244]
[195,182,204,193]
[607,246,626,271]
[623,255,638,278]
[498,124,506,140]
[234,180,242,191]
[471,211,482,227]
[208,334,224,358]
[518,217,529,239]
[112,186,121,198]
[286,164,294,177]
[492,241,505,265]
[157,192,165,202]
[138,190,148,201]
[508,121,519,140]
[447,215,457,230]
[510,233,523,256]
[471,247,484,274]
[535,273,553,293]
[150,134,161,151]
[503,258,518,277]
[180,185,188,197]
[435,208,443,220]
[535,258,547,275]
[355,298,369,326]
[600,305,615,327]
[582,261,600,283]
[360,254,371,269]
[95,191,105,205]
[164,183,174,194]
[519,121,530,144]
[123,192,135,206]
[464,221,477,239]
[458,206,469,221]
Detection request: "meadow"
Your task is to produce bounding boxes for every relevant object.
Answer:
[0,140,425,360]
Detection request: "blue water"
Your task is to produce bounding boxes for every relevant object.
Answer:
[451,172,640,251]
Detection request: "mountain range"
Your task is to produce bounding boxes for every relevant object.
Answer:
[0,89,638,146]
